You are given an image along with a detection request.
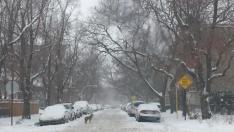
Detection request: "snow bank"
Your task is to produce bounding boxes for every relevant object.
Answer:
[121,109,234,132]
[0,107,106,132]
[1,109,234,132]
[0,113,86,132]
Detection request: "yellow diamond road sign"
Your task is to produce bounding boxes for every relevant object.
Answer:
[131,96,137,102]
[178,74,193,89]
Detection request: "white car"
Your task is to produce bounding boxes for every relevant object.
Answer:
[73,101,90,115]
[148,102,161,110]
[136,103,161,122]
[39,104,70,126]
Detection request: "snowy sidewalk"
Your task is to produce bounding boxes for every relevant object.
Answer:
[0,112,94,132]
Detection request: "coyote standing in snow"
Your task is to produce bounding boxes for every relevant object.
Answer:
[84,113,93,124]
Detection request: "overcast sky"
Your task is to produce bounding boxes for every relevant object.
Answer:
[79,0,99,20]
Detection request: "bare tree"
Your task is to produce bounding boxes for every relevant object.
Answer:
[85,0,173,110]
[145,0,234,119]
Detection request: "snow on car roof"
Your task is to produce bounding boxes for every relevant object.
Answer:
[74,101,88,107]
[40,104,66,120]
[132,101,144,103]
[149,102,160,104]
[44,104,66,112]
[149,102,161,106]
[138,104,160,111]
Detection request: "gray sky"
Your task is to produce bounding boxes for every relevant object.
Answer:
[79,0,99,20]
[78,0,122,104]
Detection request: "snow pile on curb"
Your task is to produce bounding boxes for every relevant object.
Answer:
[122,110,234,132]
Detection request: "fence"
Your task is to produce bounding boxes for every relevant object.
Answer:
[0,99,39,117]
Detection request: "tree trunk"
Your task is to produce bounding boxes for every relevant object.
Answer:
[160,77,168,112]
[200,94,211,119]
[168,90,176,113]
[160,97,166,112]
[200,51,212,119]
[3,64,7,99]
[47,80,52,105]
[200,0,218,119]
[46,56,53,106]
[20,12,32,119]
[22,91,31,119]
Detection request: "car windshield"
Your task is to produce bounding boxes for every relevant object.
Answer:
[63,105,70,109]
[134,102,145,107]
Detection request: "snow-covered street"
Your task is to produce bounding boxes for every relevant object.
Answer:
[64,108,161,132]
[1,109,234,132]
[64,109,234,132]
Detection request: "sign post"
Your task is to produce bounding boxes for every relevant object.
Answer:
[177,74,193,120]
[175,84,179,119]
[131,96,137,102]
[11,75,14,126]
[182,89,187,120]
[10,55,15,126]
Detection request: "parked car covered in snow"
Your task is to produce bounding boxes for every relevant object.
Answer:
[103,104,112,109]
[96,104,103,110]
[73,101,90,115]
[62,103,76,120]
[127,101,145,117]
[89,104,98,112]
[135,103,161,122]
[39,104,70,126]
[122,103,131,112]
[125,103,131,112]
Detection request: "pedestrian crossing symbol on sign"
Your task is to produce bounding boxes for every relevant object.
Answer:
[178,74,193,89]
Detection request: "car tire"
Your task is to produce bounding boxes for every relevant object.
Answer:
[128,113,134,117]
[61,119,65,124]
[63,117,68,123]
[136,116,142,122]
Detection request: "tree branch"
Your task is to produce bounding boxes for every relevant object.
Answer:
[151,66,174,80]
[209,51,234,81]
